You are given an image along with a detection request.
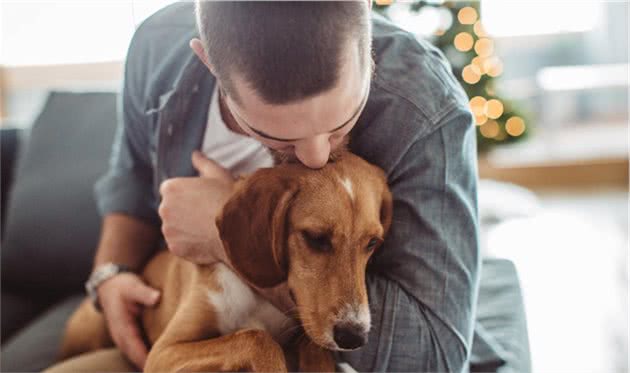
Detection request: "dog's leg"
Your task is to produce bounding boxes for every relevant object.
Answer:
[146,329,288,372]
[58,299,113,361]
[145,288,287,372]
[295,336,336,372]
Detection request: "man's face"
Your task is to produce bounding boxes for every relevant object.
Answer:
[220,47,370,169]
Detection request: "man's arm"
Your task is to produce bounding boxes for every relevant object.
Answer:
[340,106,480,371]
[92,214,161,370]
[89,28,163,369]
[93,214,160,270]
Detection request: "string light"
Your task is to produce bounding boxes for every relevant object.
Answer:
[475,114,488,126]
[494,127,507,141]
[487,58,504,77]
[474,38,494,58]
[372,1,521,148]
[482,56,498,71]
[485,99,504,119]
[469,96,487,116]
[457,6,477,25]
[480,120,499,138]
[470,62,482,75]
[473,21,487,37]
[462,64,481,84]
[471,56,487,75]
[454,32,474,52]
[506,116,526,136]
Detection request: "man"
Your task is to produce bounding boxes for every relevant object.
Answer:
[54,1,479,371]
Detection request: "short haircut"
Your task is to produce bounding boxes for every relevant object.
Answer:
[195,1,371,105]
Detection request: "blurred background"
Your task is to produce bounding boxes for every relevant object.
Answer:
[1,1,628,372]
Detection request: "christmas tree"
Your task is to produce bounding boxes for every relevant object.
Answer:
[374,0,529,152]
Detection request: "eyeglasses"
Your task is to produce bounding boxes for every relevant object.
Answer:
[219,81,370,143]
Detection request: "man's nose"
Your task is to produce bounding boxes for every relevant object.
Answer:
[295,136,330,169]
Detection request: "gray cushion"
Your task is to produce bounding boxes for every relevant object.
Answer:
[1,295,84,372]
[472,258,532,372]
[1,290,57,344]
[1,92,117,295]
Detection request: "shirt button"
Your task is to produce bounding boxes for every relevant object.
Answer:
[167,124,174,136]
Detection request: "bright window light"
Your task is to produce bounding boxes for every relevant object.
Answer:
[1,0,177,66]
[537,64,629,91]
[481,0,603,37]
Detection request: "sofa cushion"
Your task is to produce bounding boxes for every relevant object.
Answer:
[1,91,117,295]
[471,258,532,372]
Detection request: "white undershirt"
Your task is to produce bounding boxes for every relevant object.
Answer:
[201,86,274,177]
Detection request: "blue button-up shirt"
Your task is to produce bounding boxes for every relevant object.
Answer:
[95,3,480,371]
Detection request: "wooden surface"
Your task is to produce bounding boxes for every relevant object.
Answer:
[479,156,628,189]
[0,62,123,91]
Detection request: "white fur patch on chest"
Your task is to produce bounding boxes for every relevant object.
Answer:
[206,263,296,344]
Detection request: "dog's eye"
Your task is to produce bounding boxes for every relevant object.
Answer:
[366,237,383,252]
[302,231,332,252]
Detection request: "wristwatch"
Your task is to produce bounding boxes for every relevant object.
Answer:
[85,263,131,312]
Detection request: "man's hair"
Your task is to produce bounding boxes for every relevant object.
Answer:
[195,1,371,105]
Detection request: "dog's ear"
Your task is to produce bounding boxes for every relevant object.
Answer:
[380,185,393,237]
[216,169,298,288]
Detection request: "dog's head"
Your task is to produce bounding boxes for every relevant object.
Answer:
[216,151,392,351]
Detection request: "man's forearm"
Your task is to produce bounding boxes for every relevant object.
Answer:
[93,213,161,271]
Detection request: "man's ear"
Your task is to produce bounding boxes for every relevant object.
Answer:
[189,38,216,75]
[216,168,298,288]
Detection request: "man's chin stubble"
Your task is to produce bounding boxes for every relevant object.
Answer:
[269,136,350,166]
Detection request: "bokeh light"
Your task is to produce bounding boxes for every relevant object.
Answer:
[494,127,507,141]
[474,38,494,57]
[472,56,487,74]
[470,96,487,116]
[458,6,478,25]
[487,59,504,77]
[473,20,487,37]
[480,120,500,138]
[485,99,504,119]
[506,116,526,136]
[454,32,474,52]
[475,114,488,126]
[462,64,481,84]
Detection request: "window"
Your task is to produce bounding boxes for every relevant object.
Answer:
[481,0,603,37]
[1,0,178,66]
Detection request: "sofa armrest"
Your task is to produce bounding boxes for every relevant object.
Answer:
[1,127,23,234]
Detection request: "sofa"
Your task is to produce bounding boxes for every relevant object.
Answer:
[0,91,531,372]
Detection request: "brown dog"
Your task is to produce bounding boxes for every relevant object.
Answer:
[59,151,392,372]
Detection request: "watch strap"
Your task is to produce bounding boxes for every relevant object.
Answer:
[85,263,131,312]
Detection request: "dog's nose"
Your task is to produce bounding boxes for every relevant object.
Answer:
[333,323,367,350]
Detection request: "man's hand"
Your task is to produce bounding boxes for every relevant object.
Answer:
[98,273,160,370]
[159,152,296,315]
[159,151,235,264]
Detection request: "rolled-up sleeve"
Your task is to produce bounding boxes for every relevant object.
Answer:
[94,32,160,226]
[339,106,480,372]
